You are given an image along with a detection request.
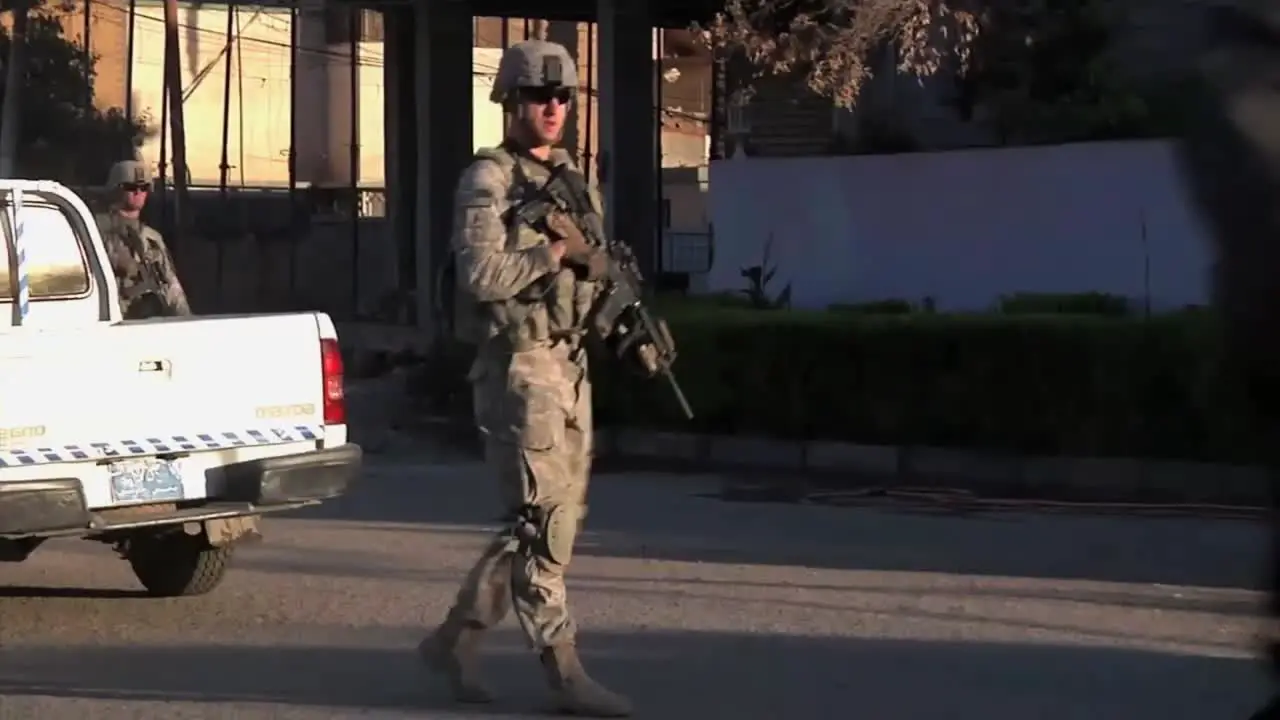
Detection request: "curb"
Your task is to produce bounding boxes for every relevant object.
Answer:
[385,416,1270,508]
[592,428,1271,508]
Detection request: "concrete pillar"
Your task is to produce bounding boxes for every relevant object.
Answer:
[292,5,359,187]
[293,7,328,185]
[323,7,360,188]
[597,0,657,277]
[383,6,416,316]
[292,5,361,187]
[413,0,474,337]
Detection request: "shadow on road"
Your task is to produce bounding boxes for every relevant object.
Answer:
[0,628,1268,719]
[0,586,147,600]
[291,459,1269,595]
[228,538,1263,632]
[0,528,1198,659]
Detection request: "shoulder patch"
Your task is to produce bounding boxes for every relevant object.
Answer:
[461,186,496,208]
[458,153,512,209]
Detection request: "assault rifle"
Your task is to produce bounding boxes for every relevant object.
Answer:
[123,286,179,320]
[110,217,180,320]
[509,163,694,420]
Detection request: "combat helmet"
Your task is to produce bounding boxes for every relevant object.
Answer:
[489,40,578,103]
[104,160,150,188]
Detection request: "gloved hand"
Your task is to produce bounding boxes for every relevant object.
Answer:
[545,211,589,257]
[634,342,661,376]
[546,211,608,281]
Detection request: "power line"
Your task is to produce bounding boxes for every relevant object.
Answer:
[94,2,387,66]
[87,2,708,123]
[181,8,266,102]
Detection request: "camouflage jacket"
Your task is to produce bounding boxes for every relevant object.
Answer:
[1179,1,1280,417]
[450,146,606,445]
[1178,5,1280,687]
[94,212,192,318]
[450,145,602,351]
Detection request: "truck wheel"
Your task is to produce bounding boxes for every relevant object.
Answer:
[124,531,234,597]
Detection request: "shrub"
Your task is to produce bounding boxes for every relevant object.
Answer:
[1,11,152,184]
[594,306,1260,462]
[827,299,919,315]
[997,292,1132,317]
[419,298,1256,463]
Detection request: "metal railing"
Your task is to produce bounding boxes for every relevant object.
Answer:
[660,230,714,275]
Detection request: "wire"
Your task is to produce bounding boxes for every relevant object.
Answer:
[90,1,709,124]
[87,1,711,128]
[181,8,265,102]
[93,2,386,66]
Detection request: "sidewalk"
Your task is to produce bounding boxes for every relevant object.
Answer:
[345,375,1270,509]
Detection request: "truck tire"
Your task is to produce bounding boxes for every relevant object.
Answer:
[125,532,234,597]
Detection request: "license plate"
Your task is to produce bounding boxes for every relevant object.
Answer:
[108,459,185,504]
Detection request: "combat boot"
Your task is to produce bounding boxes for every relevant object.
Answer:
[418,620,494,704]
[540,643,632,717]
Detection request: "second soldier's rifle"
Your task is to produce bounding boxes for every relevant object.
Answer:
[114,218,179,320]
[508,163,694,420]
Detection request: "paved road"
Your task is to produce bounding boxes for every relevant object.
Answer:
[0,452,1273,718]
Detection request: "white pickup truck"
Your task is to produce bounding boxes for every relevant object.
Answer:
[0,179,361,597]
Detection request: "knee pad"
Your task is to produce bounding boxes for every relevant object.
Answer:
[513,502,583,566]
[542,502,582,566]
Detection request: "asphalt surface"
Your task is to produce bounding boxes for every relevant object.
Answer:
[0,452,1273,719]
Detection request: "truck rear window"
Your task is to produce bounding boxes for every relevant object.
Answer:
[1,201,91,300]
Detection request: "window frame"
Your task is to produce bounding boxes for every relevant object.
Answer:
[0,195,96,304]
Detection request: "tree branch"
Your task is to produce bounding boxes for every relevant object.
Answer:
[695,0,980,108]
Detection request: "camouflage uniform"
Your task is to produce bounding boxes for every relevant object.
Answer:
[1177,4,1280,717]
[95,161,191,318]
[419,41,631,718]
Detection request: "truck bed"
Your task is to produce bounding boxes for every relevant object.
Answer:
[0,312,344,512]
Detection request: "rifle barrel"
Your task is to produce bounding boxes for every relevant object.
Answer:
[664,370,694,420]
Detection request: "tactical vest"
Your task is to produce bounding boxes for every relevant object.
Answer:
[445,146,603,351]
[96,212,163,304]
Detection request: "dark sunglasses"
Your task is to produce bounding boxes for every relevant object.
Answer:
[120,183,149,193]
[519,86,574,106]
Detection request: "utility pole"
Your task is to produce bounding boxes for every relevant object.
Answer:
[0,1,30,176]
[161,0,188,233]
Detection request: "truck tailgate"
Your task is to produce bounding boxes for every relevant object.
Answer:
[0,313,332,508]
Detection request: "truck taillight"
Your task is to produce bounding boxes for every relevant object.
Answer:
[320,338,346,425]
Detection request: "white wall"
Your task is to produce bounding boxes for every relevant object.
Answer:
[472,47,507,151]
[708,139,1212,311]
[128,5,387,186]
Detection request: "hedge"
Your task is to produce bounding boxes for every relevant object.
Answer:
[996,291,1132,317]
[591,301,1262,463]
[413,299,1263,464]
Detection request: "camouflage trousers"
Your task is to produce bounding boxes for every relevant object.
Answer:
[445,340,592,649]
[1177,11,1280,710]
[1254,464,1280,719]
